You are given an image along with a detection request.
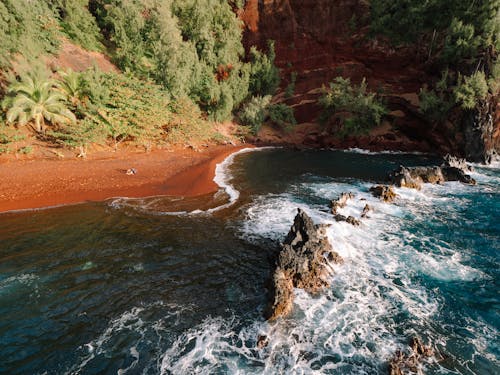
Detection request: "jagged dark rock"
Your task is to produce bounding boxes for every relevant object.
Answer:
[265,209,343,320]
[370,185,397,202]
[388,336,434,375]
[462,98,498,164]
[361,204,371,218]
[256,335,269,349]
[388,161,476,189]
[334,213,360,226]
[443,154,473,172]
[330,192,355,214]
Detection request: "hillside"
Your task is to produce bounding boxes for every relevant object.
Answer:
[241,0,500,162]
[0,0,499,162]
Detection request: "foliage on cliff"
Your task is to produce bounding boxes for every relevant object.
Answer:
[319,77,387,137]
[0,0,290,154]
[371,0,499,120]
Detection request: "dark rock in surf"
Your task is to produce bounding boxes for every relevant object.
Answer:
[388,166,444,189]
[388,162,476,189]
[330,192,355,214]
[361,204,372,218]
[443,154,473,172]
[388,336,434,375]
[370,185,397,202]
[256,335,269,349]
[265,209,343,320]
[334,213,360,226]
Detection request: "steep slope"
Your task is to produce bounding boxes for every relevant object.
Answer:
[241,0,499,159]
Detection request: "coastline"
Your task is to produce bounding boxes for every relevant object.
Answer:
[0,144,251,213]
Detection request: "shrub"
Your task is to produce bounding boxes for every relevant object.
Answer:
[238,95,271,133]
[248,40,280,96]
[51,0,103,51]
[2,68,76,133]
[268,103,296,129]
[284,72,297,99]
[453,71,489,110]
[238,95,296,134]
[441,18,480,64]
[92,0,251,122]
[0,0,62,69]
[319,77,387,135]
[419,87,453,122]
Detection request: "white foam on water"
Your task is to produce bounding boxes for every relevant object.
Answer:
[229,178,490,372]
[108,147,275,216]
[0,273,41,299]
[160,316,258,374]
[68,301,192,375]
[336,147,428,156]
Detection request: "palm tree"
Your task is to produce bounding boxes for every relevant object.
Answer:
[3,72,76,133]
[57,69,86,107]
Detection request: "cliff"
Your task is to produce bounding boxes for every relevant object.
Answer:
[241,0,499,161]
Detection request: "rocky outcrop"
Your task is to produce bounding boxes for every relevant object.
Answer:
[443,154,474,172]
[370,185,397,202]
[330,192,355,214]
[388,158,476,189]
[265,209,343,320]
[462,97,499,164]
[361,203,372,218]
[334,213,361,226]
[389,337,434,375]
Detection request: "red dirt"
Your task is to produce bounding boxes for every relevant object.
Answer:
[46,39,119,73]
[0,145,249,213]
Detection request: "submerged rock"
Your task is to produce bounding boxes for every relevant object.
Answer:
[370,185,397,202]
[330,192,355,214]
[265,209,343,320]
[388,336,434,375]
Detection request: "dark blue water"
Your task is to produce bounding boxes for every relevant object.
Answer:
[0,149,498,374]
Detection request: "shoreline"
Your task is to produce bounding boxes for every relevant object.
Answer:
[0,144,251,214]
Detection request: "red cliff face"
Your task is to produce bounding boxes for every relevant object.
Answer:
[241,0,499,160]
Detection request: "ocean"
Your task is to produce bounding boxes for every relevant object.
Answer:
[0,148,498,374]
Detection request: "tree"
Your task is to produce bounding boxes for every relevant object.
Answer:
[3,70,76,132]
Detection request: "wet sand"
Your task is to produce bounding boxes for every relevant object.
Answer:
[0,144,251,213]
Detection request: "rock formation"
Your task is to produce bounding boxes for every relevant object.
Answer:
[388,156,476,189]
[361,203,372,218]
[265,209,343,320]
[443,154,473,172]
[462,98,499,164]
[389,337,434,375]
[370,185,397,202]
[330,192,355,214]
[334,213,361,226]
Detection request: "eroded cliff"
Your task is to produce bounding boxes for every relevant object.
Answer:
[241,0,499,161]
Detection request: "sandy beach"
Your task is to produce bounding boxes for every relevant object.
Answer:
[0,144,250,213]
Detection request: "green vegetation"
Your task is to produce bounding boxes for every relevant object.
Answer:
[2,68,76,133]
[52,0,103,51]
[238,95,296,134]
[248,41,280,97]
[0,0,294,155]
[319,77,387,137]
[453,71,489,110]
[284,72,297,99]
[17,145,32,154]
[371,0,499,122]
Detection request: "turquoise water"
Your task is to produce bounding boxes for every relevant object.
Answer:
[0,149,498,374]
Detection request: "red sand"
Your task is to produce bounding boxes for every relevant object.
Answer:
[0,145,251,213]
